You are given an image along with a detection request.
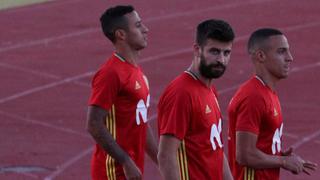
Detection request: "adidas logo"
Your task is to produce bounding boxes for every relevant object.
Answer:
[135,81,141,90]
[274,107,278,117]
[205,105,211,114]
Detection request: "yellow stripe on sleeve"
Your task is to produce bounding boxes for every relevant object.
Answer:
[105,105,117,179]
[244,167,255,180]
[177,141,189,180]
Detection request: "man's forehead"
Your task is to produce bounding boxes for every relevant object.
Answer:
[255,35,289,52]
[267,35,289,47]
[125,11,140,22]
[203,38,233,49]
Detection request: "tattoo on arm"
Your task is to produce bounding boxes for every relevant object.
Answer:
[87,105,129,164]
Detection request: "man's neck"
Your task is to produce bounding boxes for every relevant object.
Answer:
[115,45,140,66]
[255,71,278,90]
[188,64,213,88]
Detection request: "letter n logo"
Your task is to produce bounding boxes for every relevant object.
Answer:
[136,95,150,125]
[272,123,283,154]
[210,118,223,150]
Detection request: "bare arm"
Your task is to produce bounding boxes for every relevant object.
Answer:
[236,131,316,174]
[145,124,158,165]
[223,153,233,180]
[157,135,181,180]
[86,105,141,179]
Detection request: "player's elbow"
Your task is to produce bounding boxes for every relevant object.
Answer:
[237,148,261,167]
[86,106,105,136]
[86,117,101,137]
[236,150,248,165]
[157,150,166,167]
[236,149,253,166]
[158,150,177,179]
[158,150,173,170]
[86,119,94,135]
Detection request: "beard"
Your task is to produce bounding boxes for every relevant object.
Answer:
[199,54,226,79]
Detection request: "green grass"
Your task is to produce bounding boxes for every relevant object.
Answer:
[0,0,51,10]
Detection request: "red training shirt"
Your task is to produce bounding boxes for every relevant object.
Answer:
[89,53,150,180]
[158,71,224,180]
[228,76,283,180]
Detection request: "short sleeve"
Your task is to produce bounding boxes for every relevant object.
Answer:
[158,90,191,140]
[235,95,265,134]
[89,67,120,111]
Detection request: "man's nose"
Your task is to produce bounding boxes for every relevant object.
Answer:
[142,24,149,33]
[286,51,293,62]
[216,53,227,65]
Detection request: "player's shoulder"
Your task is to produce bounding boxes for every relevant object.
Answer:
[233,77,266,102]
[167,73,197,93]
[92,56,120,80]
[160,73,194,102]
[240,77,265,93]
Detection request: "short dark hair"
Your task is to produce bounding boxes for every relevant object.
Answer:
[196,19,235,46]
[100,5,134,43]
[247,28,283,53]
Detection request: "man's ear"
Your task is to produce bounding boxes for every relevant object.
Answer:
[193,43,201,58]
[114,29,126,41]
[255,50,266,63]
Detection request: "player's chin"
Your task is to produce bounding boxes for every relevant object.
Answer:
[136,43,147,50]
[141,41,148,48]
[279,72,289,79]
[283,70,290,78]
[211,68,225,76]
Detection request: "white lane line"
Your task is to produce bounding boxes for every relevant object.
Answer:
[291,129,320,149]
[283,21,320,32]
[0,110,90,138]
[2,0,83,14]
[43,146,93,180]
[144,0,275,22]
[140,48,192,63]
[283,132,299,139]
[72,80,90,87]
[0,62,60,79]
[0,0,275,53]
[0,71,92,104]
[18,172,38,179]
[0,61,90,88]
[291,62,320,72]
[0,28,98,53]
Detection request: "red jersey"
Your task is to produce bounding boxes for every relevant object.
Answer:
[228,76,283,180]
[89,53,150,180]
[158,71,224,180]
